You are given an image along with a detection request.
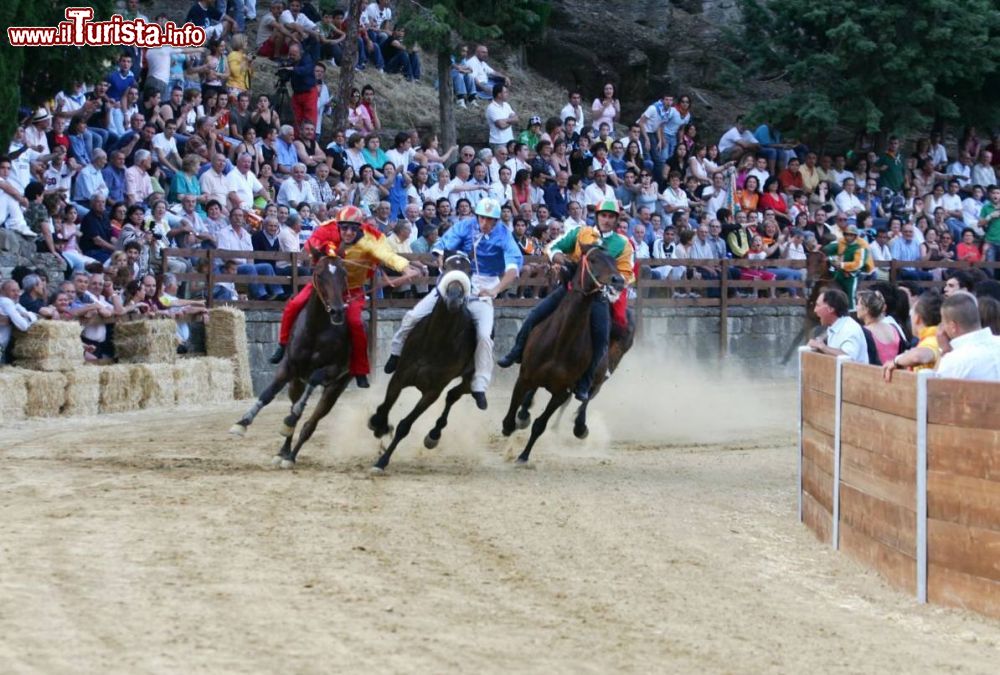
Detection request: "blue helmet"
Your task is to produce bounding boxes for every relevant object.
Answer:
[474,197,502,220]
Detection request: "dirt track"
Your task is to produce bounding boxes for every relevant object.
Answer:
[2,360,1000,673]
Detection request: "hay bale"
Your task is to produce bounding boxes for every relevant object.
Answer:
[63,365,101,416]
[204,357,236,404]
[12,320,83,371]
[206,307,247,358]
[232,352,253,400]
[114,319,177,364]
[132,363,177,409]
[24,370,68,417]
[0,368,28,422]
[99,364,143,414]
[173,358,212,405]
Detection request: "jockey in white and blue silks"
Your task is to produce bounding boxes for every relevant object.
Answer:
[385,197,523,410]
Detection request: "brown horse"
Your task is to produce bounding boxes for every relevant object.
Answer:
[781,250,837,363]
[229,256,352,468]
[501,247,631,464]
[368,253,476,472]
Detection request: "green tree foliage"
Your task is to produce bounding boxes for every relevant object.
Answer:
[0,0,116,148]
[737,0,1000,140]
[397,0,550,146]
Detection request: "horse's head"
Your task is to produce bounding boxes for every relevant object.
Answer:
[312,256,347,326]
[577,245,625,302]
[806,250,831,279]
[436,250,472,312]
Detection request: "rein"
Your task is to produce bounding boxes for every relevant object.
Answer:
[577,248,606,296]
[312,260,345,324]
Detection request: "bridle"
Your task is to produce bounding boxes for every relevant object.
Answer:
[576,247,620,301]
[312,259,345,325]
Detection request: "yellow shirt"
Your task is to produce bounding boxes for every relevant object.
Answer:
[341,232,410,290]
[226,52,251,92]
[913,325,941,371]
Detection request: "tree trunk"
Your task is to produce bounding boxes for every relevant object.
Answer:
[333,0,365,132]
[438,50,457,150]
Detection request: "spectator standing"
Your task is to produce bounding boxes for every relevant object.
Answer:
[282,42,318,133]
[591,83,619,132]
[486,84,518,146]
[874,137,906,194]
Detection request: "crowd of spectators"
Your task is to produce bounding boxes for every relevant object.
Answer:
[1,1,999,379]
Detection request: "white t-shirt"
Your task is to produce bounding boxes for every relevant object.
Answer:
[362,2,391,29]
[226,169,263,209]
[639,104,661,134]
[486,101,515,145]
[660,186,690,212]
[152,132,178,160]
[826,315,869,364]
[385,148,415,171]
[280,9,316,31]
[936,328,1000,381]
[584,182,615,208]
[145,46,172,83]
[718,127,757,154]
[465,56,496,86]
[560,103,584,126]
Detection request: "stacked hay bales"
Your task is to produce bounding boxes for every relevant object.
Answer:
[23,370,68,417]
[115,319,177,364]
[133,363,177,409]
[173,357,212,405]
[204,357,236,404]
[12,321,83,370]
[206,307,253,399]
[0,368,29,422]
[63,366,101,416]
[99,364,143,414]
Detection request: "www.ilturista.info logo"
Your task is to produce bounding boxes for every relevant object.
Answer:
[7,8,206,48]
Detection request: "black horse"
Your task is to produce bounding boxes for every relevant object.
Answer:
[368,253,476,472]
[501,247,632,464]
[229,256,352,468]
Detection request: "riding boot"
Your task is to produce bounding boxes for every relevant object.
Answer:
[355,375,370,388]
[498,285,566,367]
[269,344,285,364]
[574,299,611,401]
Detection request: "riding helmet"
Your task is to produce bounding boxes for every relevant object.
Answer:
[474,197,502,220]
[336,205,365,226]
[595,199,620,215]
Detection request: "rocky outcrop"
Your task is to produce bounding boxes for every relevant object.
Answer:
[527,0,745,134]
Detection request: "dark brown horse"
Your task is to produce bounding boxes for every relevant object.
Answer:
[229,256,352,468]
[501,247,631,464]
[368,253,476,472]
[781,250,837,363]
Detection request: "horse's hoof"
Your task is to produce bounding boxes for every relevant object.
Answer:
[370,465,386,475]
[271,455,283,467]
[513,458,535,469]
[501,424,514,437]
[516,415,531,430]
[229,423,247,437]
[280,459,295,470]
[574,425,589,440]
[279,424,294,438]
[423,434,439,449]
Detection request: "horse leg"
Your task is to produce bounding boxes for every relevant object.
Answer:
[573,399,591,439]
[280,370,324,438]
[284,373,352,467]
[373,389,442,472]
[517,388,536,429]
[229,367,290,436]
[369,374,403,438]
[502,377,532,437]
[272,436,293,467]
[424,377,471,449]
[516,389,572,465]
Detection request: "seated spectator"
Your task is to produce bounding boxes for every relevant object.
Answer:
[935,292,1000,380]
[808,287,869,363]
[0,278,39,363]
[718,116,759,163]
[890,221,932,281]
[215,208,282,300]
[381,24,421,82]
[466,44,509,98]
[882,291,943,379]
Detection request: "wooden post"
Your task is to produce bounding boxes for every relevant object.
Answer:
[634,263,644,341]
[368,291,379,372]
[719,259,729,357]
[290,251,299,297]
[206,249,215,308]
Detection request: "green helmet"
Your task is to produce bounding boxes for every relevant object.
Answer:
[595,199,620,215]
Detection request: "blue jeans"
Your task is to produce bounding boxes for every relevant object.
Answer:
[945,218,965,239]
[235,262,282,299]
[385,51,421,81]
[451,70,476,97]
[357,37,384,70]
[661,133,678,163]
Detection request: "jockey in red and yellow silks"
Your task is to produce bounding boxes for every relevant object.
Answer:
[270,206,422,387]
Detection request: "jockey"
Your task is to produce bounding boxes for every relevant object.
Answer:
[270,205,422,387]
[383,197,523,410]
[498,199,635,401]
[822,223,874,312]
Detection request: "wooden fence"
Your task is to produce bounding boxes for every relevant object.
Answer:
[798,350,1000,619]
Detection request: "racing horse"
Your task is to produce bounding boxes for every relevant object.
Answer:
[781,249,838,363]
[501,247,631,464]
[229,256,351,468]
[368,253,476,472]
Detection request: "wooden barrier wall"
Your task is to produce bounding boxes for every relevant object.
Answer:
[798,350,1000,620]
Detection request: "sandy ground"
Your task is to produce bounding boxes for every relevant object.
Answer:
[2,354,1000,674]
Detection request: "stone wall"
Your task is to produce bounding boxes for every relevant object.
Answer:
[243,305,805,395]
